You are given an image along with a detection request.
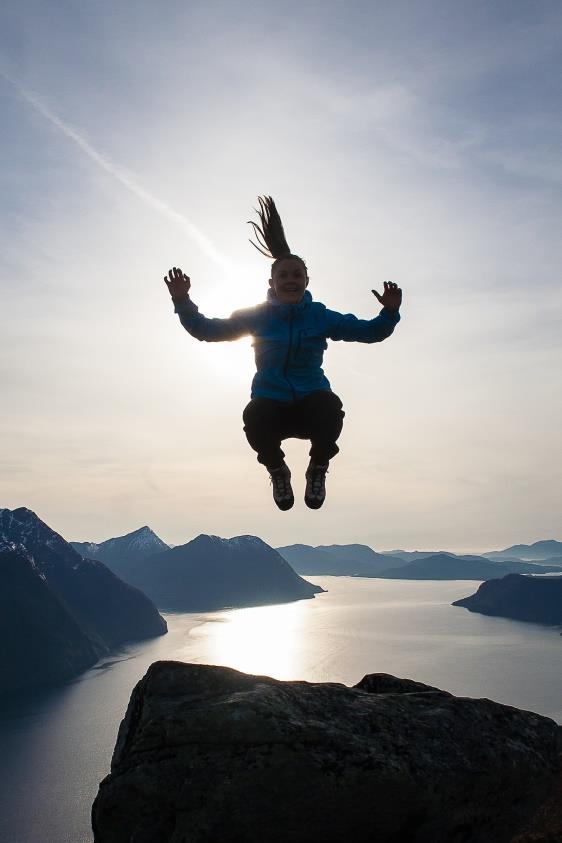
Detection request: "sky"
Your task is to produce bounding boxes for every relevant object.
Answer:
[1,0,561,553]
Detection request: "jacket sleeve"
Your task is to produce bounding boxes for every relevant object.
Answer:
[173,297,254,342]
[325,306,400,343]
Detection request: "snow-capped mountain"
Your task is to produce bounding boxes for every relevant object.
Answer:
[71,526,169,574]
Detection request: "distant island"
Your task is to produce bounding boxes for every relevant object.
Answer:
[0,507,167,697]
[79,531,323,611]
[453,574,562,626]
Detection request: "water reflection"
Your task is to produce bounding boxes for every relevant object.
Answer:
[184,600,308,679]
[1,579,562,843]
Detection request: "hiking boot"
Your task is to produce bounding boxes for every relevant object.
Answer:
[268,463,294,511]
[305,462,329,509]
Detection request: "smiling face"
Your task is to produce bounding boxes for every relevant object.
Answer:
[269,257,309,304]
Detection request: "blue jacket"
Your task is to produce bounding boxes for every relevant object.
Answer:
[174,289,400,402]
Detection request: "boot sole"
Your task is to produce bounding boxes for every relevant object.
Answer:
[305,496,325,509]
[275,497,294,511]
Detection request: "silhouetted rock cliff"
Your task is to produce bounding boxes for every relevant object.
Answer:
[92,662,562,843]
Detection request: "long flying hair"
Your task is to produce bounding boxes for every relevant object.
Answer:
[248,196,307,273]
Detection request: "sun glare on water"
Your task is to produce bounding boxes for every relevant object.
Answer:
[184,602,309,680]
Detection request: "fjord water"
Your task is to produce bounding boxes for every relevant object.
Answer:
[1,577,562,843]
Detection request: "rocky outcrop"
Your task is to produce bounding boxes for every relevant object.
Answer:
[453,574,562,625]
[511,765,562,842]
[92,662,561,843]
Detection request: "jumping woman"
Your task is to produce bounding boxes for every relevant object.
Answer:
[164,196,402,511]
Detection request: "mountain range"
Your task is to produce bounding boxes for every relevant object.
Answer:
[276,543,404,576]
[276,544,562,580]
[375,553,562,580]
[482,540,562,563]
[74,532,322,611]
[1,510,325,696]
[72,531,562,585]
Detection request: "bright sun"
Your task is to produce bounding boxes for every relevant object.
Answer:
[194,269,266,386]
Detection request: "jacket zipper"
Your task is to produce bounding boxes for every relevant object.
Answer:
[283,307,296,401]
[294,329,303,358]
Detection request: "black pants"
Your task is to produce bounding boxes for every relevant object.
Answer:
[243,391,345,470]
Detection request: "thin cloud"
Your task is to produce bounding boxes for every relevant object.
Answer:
[0,67,229,270]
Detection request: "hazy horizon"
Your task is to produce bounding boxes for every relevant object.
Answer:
[3,503,558,558]
[1,1,561,551]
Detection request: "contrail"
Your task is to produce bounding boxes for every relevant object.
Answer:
[0,68,229,270]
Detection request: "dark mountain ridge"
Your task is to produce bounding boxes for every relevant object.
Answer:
[276,542,561,580]
[97,532,323,611]
[277,543,404,576]
[377,552,562,580]
[484,540,562,562]
[0,508,167,697]
[382,549,453,562]
[0,542,99,694]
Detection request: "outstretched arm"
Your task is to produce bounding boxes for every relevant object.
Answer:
[164,267,252,342]
[326,282,402,343]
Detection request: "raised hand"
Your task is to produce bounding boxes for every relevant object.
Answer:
[372,281,402,313]
[164,267,191,301]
